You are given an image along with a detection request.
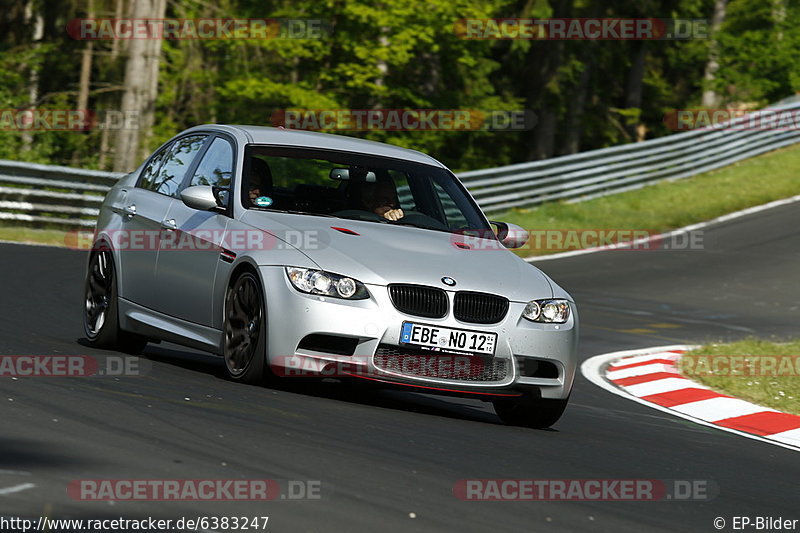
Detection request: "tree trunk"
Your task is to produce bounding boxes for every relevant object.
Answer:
[772,0,787,40]
[113,0,166,172]
[701,0,727,108]
[99,121,110,170]
[522,0,571,160]
[110,0,125,60]
[77,37,93,111]
[562,60,591,154]
[624,41,647,141]
[71,0,94,165]
[21,0,44,152]
[531,108,557,160]
[524,40,563,160]
[372,26,390,109]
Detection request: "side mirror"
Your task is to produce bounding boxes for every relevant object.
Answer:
[490,221,529,249]
[181,185,221,211]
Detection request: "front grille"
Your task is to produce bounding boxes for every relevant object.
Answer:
[454,291,509,324]
[374,344,508,382]
[389,284,448,319]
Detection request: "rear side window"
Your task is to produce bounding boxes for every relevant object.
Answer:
[142,135,207,197]
[139,143,172,191]
[189,137,233,188]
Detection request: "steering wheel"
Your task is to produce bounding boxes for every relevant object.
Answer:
[398,210,450,231]
[332,209,450,231]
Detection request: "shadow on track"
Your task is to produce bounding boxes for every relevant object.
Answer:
[75,336,512,428]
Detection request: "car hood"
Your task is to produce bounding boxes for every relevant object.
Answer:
[242,212,555,301]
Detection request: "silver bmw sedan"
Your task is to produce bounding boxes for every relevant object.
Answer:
[83,125,578,428]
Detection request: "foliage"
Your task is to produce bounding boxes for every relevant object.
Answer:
[0,0,797,170]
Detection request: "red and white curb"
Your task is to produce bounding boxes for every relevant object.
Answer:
[581,345,800,452]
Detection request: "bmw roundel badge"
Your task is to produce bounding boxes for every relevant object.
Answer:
[441,276,456,287]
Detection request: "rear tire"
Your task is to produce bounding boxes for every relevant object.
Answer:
[223,271,268,385]
[492,393,570,429]
[83,246,148,354]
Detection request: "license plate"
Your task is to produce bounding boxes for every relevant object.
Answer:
[400,322,497,355]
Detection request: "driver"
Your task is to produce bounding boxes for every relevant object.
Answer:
[356,175,404,221]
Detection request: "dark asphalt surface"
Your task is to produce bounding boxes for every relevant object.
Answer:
[0,201,798,532]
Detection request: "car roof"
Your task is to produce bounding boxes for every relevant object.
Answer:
[182,124,447,168]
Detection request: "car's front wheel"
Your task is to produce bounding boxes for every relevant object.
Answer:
[223,271,268,384]
[83,246,148,354]
[492,393,570,429]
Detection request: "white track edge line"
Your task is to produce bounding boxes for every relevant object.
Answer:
[580,345,800,453]
[527,194,800,262]
[0,483,36,496]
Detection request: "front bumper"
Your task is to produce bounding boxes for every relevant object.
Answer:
[260,266,578,400]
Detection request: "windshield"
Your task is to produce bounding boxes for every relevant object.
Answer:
[241,145,491,234]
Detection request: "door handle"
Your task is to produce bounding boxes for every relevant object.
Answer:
[122,204,136,218]
[161,218,177,230]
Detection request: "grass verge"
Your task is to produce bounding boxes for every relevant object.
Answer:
[0,226,71,247]
[680,339,800,415]
[498,143,800,257]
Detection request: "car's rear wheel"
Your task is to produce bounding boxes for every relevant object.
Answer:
[492,393,570,429]
[83,246,148,354]
[223,271,268,384]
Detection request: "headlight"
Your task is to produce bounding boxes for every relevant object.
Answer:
[285,267,369,300]
[522,299,570,323]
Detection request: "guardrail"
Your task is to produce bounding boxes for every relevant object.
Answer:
[2,99,799,228]
[460,98,800,214]
[0,160,124,228]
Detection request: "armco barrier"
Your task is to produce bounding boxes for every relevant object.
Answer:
[2,98,799,228]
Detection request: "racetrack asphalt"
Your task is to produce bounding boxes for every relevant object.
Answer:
[0,200,798,532]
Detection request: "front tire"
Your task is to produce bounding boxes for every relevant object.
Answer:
[492,393,570,429]
[83,246,148,354]
[223,271,268,384]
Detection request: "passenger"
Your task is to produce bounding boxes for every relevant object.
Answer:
[248,158,273,205]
